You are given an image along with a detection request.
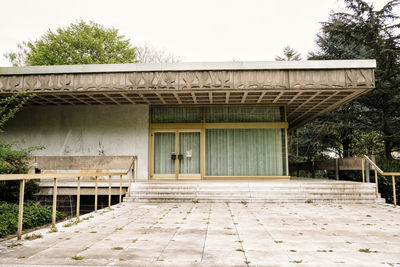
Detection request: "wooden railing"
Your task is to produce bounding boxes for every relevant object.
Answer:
[0,157,137,240]
[361,155,400,208]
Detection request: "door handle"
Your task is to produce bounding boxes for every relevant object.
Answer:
[178,154,183,160]
[171,154,177,160]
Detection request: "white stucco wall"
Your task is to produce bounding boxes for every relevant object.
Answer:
[1,105,149,180]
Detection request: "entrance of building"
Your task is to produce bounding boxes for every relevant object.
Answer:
[151,129,202,180]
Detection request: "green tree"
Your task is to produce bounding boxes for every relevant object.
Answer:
[0,92,41,202]
[308,0,400,159]
[4,20,137,66]
[275,46,302,61]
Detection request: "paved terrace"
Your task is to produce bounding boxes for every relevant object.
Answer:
[1,202,399,266]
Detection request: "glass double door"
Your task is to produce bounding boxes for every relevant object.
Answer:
[152,130,201,179]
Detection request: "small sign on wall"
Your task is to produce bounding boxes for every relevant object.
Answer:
[186,149,192,158]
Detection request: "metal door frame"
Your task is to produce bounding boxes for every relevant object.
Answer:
[150,128,203,180]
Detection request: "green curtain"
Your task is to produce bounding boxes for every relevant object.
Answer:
[179,132,200,174]
[152,107,203,123]
[205,106,284,122]
[154,132,175,174]
[206,129,285,176]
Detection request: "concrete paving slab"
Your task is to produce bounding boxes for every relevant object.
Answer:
[1,202,400,266]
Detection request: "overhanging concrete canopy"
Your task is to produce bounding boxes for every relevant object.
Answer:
[0,60,376,129]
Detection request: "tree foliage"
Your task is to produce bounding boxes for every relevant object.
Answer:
[4,20,137,66]
[0,92,42,202]
[275,46,302,61]
[136,43,181,63]
[301,0,400,160]
[0,92,33,131]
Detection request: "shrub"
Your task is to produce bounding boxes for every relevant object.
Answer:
[0,201,67,238]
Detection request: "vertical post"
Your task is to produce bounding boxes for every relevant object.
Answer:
[52,178,57,228]
[361,158,365,183]
[392,175,397,208]
[372,155,379,197]
[365,160,370,183]
[119,175,122,205]
[135,157,138,182]
[296,164,299,178]
[94,176,98,213]
[17,179,25,240]
[311,161,315,179]
[76,176,81,219]
[108,175,111,209]
[335,158,339,180]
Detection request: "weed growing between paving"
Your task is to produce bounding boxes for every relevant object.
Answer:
[24,233,42,240]
[359,248,378,253]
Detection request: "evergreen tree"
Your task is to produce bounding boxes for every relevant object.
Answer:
[307,0,400,159]
[275,46,302,61]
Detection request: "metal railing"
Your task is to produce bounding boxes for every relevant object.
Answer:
[361,155,400,208]
[0,157,137,240]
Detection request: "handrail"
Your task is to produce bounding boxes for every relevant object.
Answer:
[0,156,137,240]
[361,155,399,208]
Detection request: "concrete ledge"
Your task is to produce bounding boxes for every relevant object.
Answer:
[0,60,376,75]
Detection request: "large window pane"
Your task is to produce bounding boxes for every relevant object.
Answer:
[154,132,175,174]
[206,129,285,176]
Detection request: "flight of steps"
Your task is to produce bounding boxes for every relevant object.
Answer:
[123,180,385,204]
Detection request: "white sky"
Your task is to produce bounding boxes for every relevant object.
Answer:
[0,0,395,66]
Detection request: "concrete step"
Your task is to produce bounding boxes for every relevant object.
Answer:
[125,181,384,204]
[124,197,385,204]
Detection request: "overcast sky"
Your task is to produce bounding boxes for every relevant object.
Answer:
[0,0,395,66]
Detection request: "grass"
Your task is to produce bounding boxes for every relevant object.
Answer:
[48,227,58,233]
[359,248,378,253]
[241,201,248,205]
[317,249,333,252]
[305,199,313,203]
[71,255,84,260]
[112,247,124,250]
[7,242,22,248]
[290,260,303,264]
[274,240,283,244]
[24,233,43,240]
[115,227,123,231]
[236,248,245,253]
[63,220,80,228]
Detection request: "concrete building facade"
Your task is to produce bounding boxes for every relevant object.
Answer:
[0,60,376,182]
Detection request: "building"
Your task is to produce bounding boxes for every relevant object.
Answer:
[0,60,375,182]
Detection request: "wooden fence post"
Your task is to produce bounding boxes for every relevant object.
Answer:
[119,175,122,205]
[366,160,370,183]
[108,175,111,209]
[335,159,339,180]
[311,161,315,178]
[95,176,98,213]
[392,176,397,208]
[372,155,379,197]
[52,178,57,228]
[135,157,138,182]
[17,179,25,240]
[361,159,365,183]
[76,176,81,219]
